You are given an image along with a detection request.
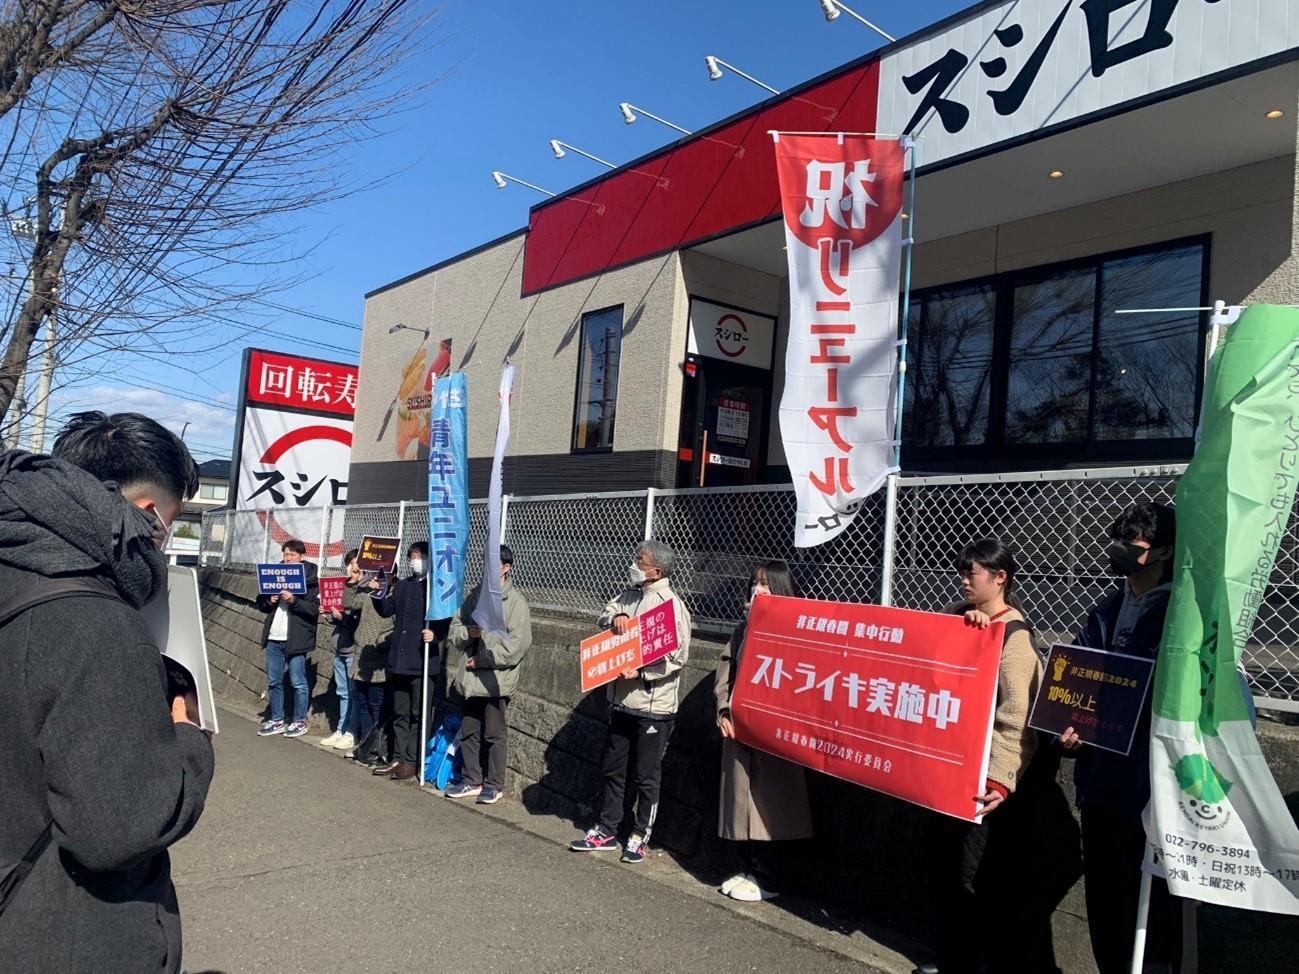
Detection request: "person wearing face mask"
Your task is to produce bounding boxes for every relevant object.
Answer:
[255,539,320,739]
[713,560,812,902]
[1060,502,1185,974]
[921,538,1058,974]
[444,546,533,804]
[0,412,213,974]
[571,540,691,863]
[373,541,445,781]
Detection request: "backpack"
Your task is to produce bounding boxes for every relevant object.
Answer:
[424,715,463,791]
[0,578,121,918]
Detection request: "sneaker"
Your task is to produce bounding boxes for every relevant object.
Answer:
[257,720,285,737]
[330,733,355,751]
[728,877,778,902]
[719,873,748,896]
[321,732,341,747]
[569,827,618,852]
[476,786,502,805]
[283,721,308,738]
[444,782,483,800]
[621,833,647,864]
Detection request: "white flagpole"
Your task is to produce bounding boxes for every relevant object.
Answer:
[418,641,429,787]
[1127,303,1241,974]
[1130,863,1153,974]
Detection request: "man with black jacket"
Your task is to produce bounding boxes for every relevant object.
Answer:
[374,541,444,781]
[1062,501,1182,974]
[0,412,213,973]
[256,538,320,738]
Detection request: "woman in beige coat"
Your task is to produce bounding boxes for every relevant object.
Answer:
[714,560,814,903]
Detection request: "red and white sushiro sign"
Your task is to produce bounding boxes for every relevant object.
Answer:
[232,349,358,561]
[687,299,775,370]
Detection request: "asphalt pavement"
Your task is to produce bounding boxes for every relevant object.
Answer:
[172,709,897,974]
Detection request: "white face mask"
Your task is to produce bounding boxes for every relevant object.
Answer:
[628,562,648,587]
[410,558,426,577]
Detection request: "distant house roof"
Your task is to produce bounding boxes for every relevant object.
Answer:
[198,458,230,480]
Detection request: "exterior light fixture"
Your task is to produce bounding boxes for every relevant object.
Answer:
[389,323,430,339]
[490,170,556,197]
[704,55,780,95]
[818,0,896,42]
[550,139,616,169]
[1266,109,1285,119]
[619,102,692,135]
[1049,169,1065,179]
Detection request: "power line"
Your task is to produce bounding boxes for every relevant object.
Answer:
[250,298,362,331]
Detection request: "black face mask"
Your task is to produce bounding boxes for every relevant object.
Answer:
[1107,541,1150,578]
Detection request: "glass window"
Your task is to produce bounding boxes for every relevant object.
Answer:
[905,286,995,447]
[1005,267,1096,444]
[214,484,228,501]
[572,306,623,452]
[1095,245,1203,441]
[199,483,215,500]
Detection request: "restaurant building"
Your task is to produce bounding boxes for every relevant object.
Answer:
[351,0,1299,503]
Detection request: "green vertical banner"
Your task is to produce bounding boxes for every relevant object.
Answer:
[1147,305,1299,914]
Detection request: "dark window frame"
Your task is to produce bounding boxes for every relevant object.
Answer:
[570,304,625,455]
[904,234,1210,468]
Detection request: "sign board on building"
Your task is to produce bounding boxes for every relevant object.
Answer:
[877,0,1299,172]
[230,348,358,565]
[522,0,1299,296]
[687,299,776,370]
[395,337,453,461]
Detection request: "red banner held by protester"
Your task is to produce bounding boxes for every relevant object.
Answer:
[731,595,1004,822]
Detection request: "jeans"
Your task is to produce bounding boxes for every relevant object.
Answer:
[332,654,353,734]
[265,641,308,723]
[352,681,386,741]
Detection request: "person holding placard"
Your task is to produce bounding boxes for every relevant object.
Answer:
[927,539,1051,974]
[714,560,813,903]
[571,540,691,864]
[1060,502,1183,974]
[255,539,319,738]
[322,549,361,751]
[444,545,533,804]
[344,564,394,767]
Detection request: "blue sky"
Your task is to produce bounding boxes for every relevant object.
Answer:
[45,0,968,461]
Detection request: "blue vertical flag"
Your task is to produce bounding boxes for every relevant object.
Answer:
[427,372,469,620]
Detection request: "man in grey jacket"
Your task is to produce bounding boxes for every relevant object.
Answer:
[570,540,691,864]
[0,413,213,973]
[444,545,533,805]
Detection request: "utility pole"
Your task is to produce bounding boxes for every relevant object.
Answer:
[28,296,55,453]
[4,368,26,449]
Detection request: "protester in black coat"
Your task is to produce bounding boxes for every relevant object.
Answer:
[373,542,445,780]
[0,414,212,974]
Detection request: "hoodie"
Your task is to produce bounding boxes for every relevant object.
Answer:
[0,451,214,973]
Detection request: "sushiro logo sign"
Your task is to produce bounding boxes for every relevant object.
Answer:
[687,298,775,370]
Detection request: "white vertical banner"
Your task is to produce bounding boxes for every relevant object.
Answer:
[472,362,515,637]
[773,133,905,547]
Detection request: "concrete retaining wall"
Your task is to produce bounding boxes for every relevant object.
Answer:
[199,568,1298,972]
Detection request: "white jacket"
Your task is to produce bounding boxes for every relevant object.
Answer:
[598,577,692,717]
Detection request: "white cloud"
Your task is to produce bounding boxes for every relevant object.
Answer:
[46,385,236,460]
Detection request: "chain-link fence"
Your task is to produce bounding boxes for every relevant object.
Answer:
[201,464,1299,711]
